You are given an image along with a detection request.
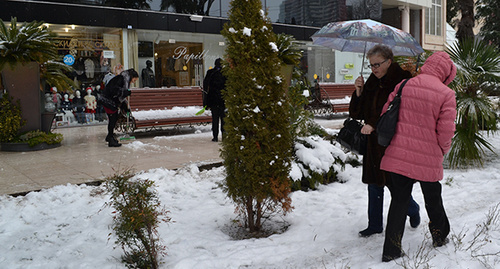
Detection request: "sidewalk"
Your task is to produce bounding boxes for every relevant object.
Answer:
[0,118,344,196]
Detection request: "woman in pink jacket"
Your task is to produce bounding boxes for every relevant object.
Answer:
[380,51,457,262]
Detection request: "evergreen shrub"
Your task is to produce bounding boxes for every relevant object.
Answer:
[221,0,294,232]
[0,92,25,142]
[104,170,170,269]
[12,130,63,147]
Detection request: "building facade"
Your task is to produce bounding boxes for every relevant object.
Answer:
[1,0,447,125]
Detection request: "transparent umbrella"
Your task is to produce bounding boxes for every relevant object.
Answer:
[311,19,424,74]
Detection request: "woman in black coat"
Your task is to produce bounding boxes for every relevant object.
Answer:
[100,69,139,147]
[349,45,420,237]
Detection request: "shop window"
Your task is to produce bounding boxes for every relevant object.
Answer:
[49,25,123,127]
[154,42,204,87]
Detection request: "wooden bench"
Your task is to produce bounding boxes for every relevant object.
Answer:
[118,87,212,132]
[306,83,354,114]
[319,83,354,113]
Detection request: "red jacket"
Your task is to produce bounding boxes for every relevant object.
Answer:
[380,52,457,182]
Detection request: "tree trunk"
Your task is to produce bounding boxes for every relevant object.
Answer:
[456,0,475,41]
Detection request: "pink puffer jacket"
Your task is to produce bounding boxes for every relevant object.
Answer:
[380,52,457,182]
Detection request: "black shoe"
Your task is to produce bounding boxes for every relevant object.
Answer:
[212,138,218,142]
[410,213,421,228]
[382,252,403,262]
[105,135,116,143]
[108,139,122,147]
[409,204,421,228]
[358,227,383,237]
[433,237,449,247]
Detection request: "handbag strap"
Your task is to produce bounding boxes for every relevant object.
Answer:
[395,78,410,97]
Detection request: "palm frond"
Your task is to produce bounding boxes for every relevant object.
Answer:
[445,38,500,168]
[0,17,57,71]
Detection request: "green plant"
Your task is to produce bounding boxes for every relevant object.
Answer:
[445,176,454,186]
[0,17,77,91]
[276,33,303,66]
[0,17,57,70]
[221,0,294,233]
[446,39,500,168]
[40,60,77,93]
[290,136,346,191]
[0,92,25,142]
[11,130,63,147]
[104,169,170,269]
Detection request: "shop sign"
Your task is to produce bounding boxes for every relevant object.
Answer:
[173,46,218,63]
[103,50,115,59]
[345,63,354,69]
[339,69,349,75]
[63,54,75,66]
[55,38,122,51]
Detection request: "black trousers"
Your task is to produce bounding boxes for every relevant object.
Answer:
[106,112,119,138]
[383,172,450,257]
[211,106,225,139]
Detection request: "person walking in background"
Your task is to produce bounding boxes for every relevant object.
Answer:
[381,51,457,262]
[349,45,420,237]
[100,69,139,147]
[203,58,226,142]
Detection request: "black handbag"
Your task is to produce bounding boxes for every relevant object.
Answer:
[336,118,367,155]
[377,79,410,147]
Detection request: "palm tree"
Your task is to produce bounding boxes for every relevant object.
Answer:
[456,0,475,40]
[446,38,500,168]
[0,17,76,92]
[0,17,57,70]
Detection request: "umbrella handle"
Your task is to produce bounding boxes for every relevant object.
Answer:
[360,42,367,76]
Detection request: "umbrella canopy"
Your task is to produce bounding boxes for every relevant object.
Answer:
[311,19,424,57]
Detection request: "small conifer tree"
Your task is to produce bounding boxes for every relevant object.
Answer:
[221,0,293,232]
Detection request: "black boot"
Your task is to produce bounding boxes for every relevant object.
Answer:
[108,137,122,147]
[105,134,115,143]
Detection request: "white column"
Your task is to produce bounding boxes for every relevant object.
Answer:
[122,29,129,69]
[399,4,410,33]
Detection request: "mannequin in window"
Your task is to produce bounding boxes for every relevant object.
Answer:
[73,90,86,124]
[61,94,72,111]
[61,94,76,123]
[141,60,155,87]
[85,87,97,123]
[45,93,56,112]
[94,85,106,122]
[51,87,62,111]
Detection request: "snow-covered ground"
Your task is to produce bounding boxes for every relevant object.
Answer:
[1,122,499,269]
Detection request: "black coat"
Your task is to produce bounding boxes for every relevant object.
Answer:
[101,70,133,111]
[349,63,412,186]
[203,67,226,109]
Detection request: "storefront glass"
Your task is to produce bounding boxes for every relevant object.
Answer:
[47,24,124,127]
[135,30,225,88]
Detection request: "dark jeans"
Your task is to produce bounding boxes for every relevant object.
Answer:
[106,112,119,138]
[383,173,450,257]
[211,106,225,140]
[367,184,419,231]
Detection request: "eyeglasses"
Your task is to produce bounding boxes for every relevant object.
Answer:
[368,59,388,69]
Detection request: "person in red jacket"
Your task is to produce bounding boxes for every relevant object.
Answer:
[100,69,139,147]
[380,51,457,262]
